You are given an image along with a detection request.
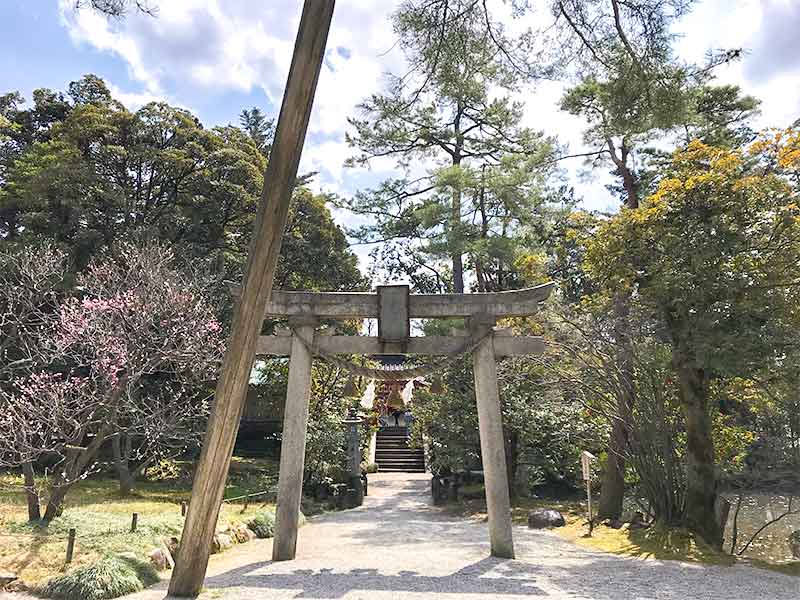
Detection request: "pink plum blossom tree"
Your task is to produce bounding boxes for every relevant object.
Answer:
[0,241,224,521]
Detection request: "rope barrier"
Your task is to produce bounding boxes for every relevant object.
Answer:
[288,326,494,381]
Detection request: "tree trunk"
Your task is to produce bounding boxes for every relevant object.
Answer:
[675,357,722,547]
[22,462,41,522]
[43,482,71,523]
[473,165,489,293]
[450,181,464,293]
[450,105,465,294]
[597,143,639,520]
[112,435,135,495]
[598,418,627,519]
[598,291,636,520]
[452,247,464,294]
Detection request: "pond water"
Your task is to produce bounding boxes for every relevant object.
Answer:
[723,493,799,562]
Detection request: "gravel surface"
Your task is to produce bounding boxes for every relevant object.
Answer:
[4,473,798,599]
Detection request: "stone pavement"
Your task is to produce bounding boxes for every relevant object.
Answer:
[117,472,799,600]
[6,473,795,600]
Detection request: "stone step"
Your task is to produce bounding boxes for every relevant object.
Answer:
[375,426,425,472]
[375,456,425,466]
[376,459,425,467]
[379,467,426,473]
[376,451,419,457]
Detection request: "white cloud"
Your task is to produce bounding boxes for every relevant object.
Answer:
[59,0,402,133]
[105,83,167,110]
[675,0,800,128]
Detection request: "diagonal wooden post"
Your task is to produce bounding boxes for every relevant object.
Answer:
[168,2,336,596]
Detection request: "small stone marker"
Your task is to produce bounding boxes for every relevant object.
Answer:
[149,548,169,571]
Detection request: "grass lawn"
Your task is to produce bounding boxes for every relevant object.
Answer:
[449,492,800,577]
[0,457,279,587]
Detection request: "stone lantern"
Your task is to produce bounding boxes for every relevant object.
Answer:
[342,407,364,508]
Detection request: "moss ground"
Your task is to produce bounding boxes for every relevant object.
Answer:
[0,457,279,587]
[449,492,799,576]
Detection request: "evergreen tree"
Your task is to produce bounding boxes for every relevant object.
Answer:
[342,0,553,293]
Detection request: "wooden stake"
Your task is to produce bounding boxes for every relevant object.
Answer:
[131,512,138,533]
[168,2,335,596]
[66,528,76,564]
[181,501,187,517]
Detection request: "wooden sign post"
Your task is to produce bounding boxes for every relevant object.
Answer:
[581,450,597,535]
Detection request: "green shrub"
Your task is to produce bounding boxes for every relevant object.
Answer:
[247,510,276,538]
[246,508,306,538]
[38,555,159,600]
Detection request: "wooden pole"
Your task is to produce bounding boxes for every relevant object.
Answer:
[66,528,76,564]
[272,318,316,561]
[587,478,593,536]
[130,512,138,533]
[470,314,515,559]
[168,2,335,596]
[581,450,596,535]
[181,501,187,517]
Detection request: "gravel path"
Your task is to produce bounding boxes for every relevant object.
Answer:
[5,473,798,599]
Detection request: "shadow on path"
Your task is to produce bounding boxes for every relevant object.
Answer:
[203,556,545,598]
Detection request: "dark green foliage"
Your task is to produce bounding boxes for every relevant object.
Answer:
[0,75,365,296]
[239,107,274,156]
[38,555,159,600]
[412,352,607,492]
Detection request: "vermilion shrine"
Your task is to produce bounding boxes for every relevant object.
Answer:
[168,3,551,597]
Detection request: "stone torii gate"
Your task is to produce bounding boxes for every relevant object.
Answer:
[257,283,552,563]
[167,2,550,597]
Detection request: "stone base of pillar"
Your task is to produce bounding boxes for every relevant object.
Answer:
[344,475,364,508]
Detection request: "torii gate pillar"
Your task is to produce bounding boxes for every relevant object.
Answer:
[272,316,317,561]
[470,313,514,558]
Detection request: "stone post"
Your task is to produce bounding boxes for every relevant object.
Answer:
[470,313,515,559]
[272,316,317,561]
[342,408,364,508]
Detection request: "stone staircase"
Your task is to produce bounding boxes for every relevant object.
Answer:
[375,427,425,473]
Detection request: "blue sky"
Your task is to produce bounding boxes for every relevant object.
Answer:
[2,0,799,274]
